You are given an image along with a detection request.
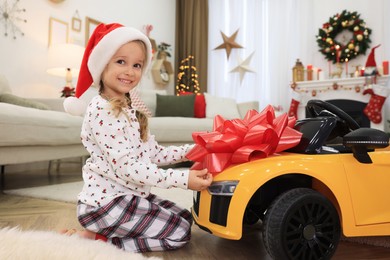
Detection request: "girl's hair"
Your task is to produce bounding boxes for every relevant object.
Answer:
[98,40,149,142]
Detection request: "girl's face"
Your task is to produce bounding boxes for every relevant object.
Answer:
[101,41,145,98]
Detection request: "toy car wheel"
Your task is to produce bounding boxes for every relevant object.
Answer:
[262,188,340,260]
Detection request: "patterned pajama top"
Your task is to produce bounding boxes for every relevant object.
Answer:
[78,95,192,208]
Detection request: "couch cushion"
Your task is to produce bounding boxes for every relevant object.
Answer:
[204,93,241,119]
[155,94,195,117]
[149,117,213,143]
[178,92,206,118]
[0,103,83,146]
[0,93,50,110]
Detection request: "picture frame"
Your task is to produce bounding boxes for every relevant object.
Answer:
[72,17,81,32]
[85,17,101,46]
[48,17,69,47]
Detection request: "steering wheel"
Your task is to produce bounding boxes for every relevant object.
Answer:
[306,100,360,131]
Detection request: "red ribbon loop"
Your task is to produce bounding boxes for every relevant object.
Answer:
[187,105,303,175]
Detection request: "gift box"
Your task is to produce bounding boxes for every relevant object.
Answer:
[186,105,302,175]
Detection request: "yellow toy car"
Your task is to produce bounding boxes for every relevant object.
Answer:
[192,99,390,259]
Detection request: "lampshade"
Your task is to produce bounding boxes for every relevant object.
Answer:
[47,43,85,85]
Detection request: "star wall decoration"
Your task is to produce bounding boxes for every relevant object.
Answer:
[214,29,243,59]
[230,52,256,84]
[0,0,27,39]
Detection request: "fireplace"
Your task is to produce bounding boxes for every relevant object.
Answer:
[294,76,389,130]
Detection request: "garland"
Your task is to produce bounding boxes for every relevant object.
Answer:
[316,10,372,64]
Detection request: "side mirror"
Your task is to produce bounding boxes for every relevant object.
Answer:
[343,128,389,163]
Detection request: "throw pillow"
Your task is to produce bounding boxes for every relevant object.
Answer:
[178,91,206,118]
[155,94,195,117]
[204,93,241,119]
[129,89,152,117]
[0,93,50,110]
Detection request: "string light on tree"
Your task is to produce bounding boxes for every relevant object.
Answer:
[175,55,200,95]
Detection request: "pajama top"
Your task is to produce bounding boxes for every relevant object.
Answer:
[78,95,193,207]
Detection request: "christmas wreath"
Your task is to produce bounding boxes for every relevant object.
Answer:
[316,10,372,64]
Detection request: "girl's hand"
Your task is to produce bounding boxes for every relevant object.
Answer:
[188,168,213,191]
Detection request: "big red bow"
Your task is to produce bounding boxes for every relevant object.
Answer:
[186,105,302,175]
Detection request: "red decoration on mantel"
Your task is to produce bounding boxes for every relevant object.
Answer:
[290,82,297,90]
[288,91,301,118]
[355,86,361,93]
[186,106,302,175]
[363,85,389,123]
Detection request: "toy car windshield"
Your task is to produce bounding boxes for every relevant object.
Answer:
[288,117,339,154]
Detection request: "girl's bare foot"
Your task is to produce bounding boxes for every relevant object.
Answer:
[59,229,96,240]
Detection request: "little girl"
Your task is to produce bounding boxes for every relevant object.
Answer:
[63,23,212,253]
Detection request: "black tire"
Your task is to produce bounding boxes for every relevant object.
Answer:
[262,188,340,260]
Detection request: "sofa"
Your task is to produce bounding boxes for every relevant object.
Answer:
[0,74,259,175]
[0,75,89,174]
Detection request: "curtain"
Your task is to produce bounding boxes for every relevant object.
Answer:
[208,0,313,111]
[175,0,209,94]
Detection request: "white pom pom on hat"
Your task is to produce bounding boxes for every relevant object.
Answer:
[63,23,153,116]
[63,96,87,116]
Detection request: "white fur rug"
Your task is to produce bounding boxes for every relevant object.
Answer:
[2,176,192,259]
[0,227,160,260]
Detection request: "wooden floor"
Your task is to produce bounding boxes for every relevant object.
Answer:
[1,163,390,259]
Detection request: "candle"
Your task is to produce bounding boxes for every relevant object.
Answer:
[345,59,348,77]
[307,64,313,81]
[335,45,340,63]
[383,61,389,75]
[328,61,332,78]
[360,67,365,76]
[318,69,325,80]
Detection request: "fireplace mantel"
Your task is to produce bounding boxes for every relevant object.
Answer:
[291,75,389,130]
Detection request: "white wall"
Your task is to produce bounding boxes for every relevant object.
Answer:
[0,0,176,98]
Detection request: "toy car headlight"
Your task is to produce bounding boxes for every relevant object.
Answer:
[208,181,239,196]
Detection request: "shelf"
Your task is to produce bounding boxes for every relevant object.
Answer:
[291,75,389,91]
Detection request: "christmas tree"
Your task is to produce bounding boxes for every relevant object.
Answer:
[175,55,200,95]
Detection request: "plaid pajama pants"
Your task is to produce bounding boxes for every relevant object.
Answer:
[77,193,193,253]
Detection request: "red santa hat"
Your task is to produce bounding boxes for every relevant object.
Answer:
[63,23,152,116]
[365,44,381,68]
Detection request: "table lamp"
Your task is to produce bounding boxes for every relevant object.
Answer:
[47,43,85,97]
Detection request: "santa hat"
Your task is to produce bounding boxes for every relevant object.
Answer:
[64,23,152,116]
[365,44,381,68]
